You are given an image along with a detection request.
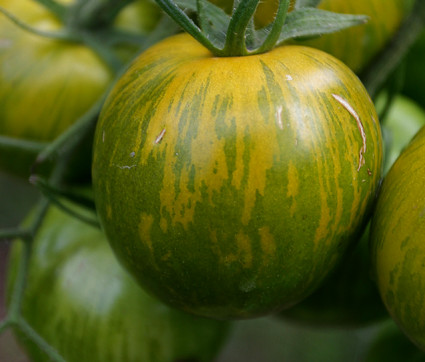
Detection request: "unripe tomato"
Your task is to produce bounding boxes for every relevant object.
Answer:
[0,0,160,178]
[7,204,229,362]
[0,0,112,142]
[371,126,425,351]
[92,33,382,320]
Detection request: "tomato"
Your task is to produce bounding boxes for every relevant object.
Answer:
[7,204,229,362]
[92,33,383,320]
[0,0,160,178]
[365,320,425,362]
[279,95,425,327]
[370,126,425,351]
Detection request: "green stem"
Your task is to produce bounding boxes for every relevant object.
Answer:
[32,96,104,173]
[30,176,99,228]
[0,6,79,42]
[361,0,425,98]
[7,237,33,322]
[252,0,290,54]
[154,0,219,53]
[18,319,66,362]
[223,0,261,55]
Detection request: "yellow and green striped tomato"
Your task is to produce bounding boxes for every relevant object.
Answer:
[371,126,425,351]
[0,0,113,142]
[8,204,229,362]
[92,33,383,320]
[0,0,161,179]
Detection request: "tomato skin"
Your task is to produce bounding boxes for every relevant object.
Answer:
[370,126,425,351]
[7,204,229,362]
[92,33,382,320]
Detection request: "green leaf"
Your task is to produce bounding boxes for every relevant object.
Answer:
[155,0,218,53]
[278,8,368,44]
[294,0,322,9]
[196,0,230,47]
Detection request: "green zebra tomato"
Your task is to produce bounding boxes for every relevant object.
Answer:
[0,0,160,178]
[371,126,425,351]
[92,33,383,320]
[7,204,229,362]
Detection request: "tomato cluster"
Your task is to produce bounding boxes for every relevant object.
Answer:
[1,0,425,361]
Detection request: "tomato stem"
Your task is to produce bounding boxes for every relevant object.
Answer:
[19,319,66,362]
[222,0,261,56]
[0,6,79,42]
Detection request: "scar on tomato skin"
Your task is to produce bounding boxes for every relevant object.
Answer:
[155,128,166,144]
[275,106,284,130]
[332,94,367,172]
[113,164,137,170]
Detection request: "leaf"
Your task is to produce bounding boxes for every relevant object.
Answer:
[175,0,230,48]
[196,0,230,47]
[294,0,322,9]
[278,8,368,44]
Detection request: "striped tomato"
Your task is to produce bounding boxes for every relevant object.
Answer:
[370,126,425,351]
[0,0,160,179]
[0,0,113,142]
[92,33,383,319]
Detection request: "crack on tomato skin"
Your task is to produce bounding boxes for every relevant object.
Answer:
[332,93,367,172]
[155,128,166,144]
[113,164,137,170]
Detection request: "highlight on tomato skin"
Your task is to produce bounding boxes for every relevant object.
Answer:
[6,204,230,362]
[92,32,383,320]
